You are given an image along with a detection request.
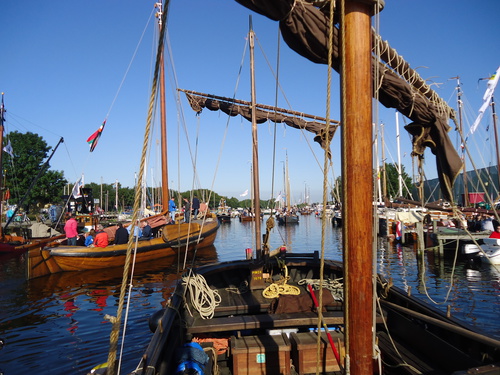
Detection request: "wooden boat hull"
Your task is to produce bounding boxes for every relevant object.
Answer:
[239,215,254,222]
[27,219,219,278]
[277,215,299,225]
[217,214,231,223]
[130,252,500,375]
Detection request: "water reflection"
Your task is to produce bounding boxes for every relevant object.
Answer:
[0,215,498,375]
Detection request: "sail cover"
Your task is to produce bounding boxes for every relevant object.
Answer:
[185,92,337,153]
[232,0,462,201]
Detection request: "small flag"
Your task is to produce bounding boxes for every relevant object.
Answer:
[72,175,84,199]
[275,193,282,203]
[4,189,10,201]
[3,140,13,157]
[240,189,248,197]
[468,66,500,137]
[87,120,106,152]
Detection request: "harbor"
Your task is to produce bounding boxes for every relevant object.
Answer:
[0,215,499,375]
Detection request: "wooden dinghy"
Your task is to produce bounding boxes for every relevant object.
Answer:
[27,217,219,279]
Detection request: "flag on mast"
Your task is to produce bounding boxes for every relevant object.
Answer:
[468,66,500,137]
[240,189,249,197]
[72,175,84,199]
[86,120,106,152]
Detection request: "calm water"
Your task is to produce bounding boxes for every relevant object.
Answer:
[0,215,499,374]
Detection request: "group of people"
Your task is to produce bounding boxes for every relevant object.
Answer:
[64,213,154,248]
[168,195,202,223]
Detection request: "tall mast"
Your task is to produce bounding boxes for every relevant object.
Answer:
[395,110,403,197]
[249,17,262,255]
[156,1,169,210]
[453,77,468,206]
[381,123,387,201]
[492,96,500,199]
[285,152,291,210]
[0,93,5,239]
[341,1,378,373]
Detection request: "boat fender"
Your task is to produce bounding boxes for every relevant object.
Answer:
[175,342,209,375]
[148,308,165,333]
[0,337,4,350]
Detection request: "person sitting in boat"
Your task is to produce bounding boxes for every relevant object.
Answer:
[127,220,142,239]
[64,213,79,246]
[84,229,95,247]
[94,224,109,248]
[481,215,495,232]
[489,225,500,239]
[114,223,128,245]
[139,220,152,240]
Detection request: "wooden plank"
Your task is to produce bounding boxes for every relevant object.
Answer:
[188,311,345,334]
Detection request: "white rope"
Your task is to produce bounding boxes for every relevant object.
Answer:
[182,273,221,320]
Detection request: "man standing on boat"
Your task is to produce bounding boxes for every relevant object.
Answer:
[168,197,176,221]
[64,213,78,246]
[192,195,200,219]
[183,198,191,223]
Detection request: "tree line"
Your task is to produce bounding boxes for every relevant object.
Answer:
[3,131,414,214]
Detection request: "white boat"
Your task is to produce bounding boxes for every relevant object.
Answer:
[463,238,500,264]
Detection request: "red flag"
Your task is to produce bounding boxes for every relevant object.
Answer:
[4,189,10,201]
[86,120,106,152]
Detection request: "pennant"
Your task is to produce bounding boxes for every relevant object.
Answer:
[87,120,106,152]
[240,189,248,197]
[72,175,84,199]
[468,66,500,137]
[3,140,13,157]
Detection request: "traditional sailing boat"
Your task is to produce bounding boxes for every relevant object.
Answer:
[100,2,500,375]
[27,3,219,279]
[277,152,299,225]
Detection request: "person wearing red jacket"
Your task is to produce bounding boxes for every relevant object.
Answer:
[94,224,109,248]
[489,225,500,239]
[64,214,78,246]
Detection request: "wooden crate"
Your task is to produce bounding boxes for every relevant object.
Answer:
[231,333,291,375]
[290,331,344,375]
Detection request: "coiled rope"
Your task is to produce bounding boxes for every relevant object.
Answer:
[298,278,344,301]
[182,273,221,320]
[262,264,300,299]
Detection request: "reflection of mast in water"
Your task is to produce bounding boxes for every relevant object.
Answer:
[396,243,410,294]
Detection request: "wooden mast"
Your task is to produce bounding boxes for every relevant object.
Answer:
[156,1,169,210]
[249,17,262,255]
[341,1,379,373]
[454,77,469,206]
[492,96,500,200]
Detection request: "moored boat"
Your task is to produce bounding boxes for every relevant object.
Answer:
[95,1,500,375]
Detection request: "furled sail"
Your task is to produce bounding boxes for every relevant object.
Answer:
[182,89,338,155]
[233,0,462,201]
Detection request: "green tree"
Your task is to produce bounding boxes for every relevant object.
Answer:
[3,131,66,212]
[384,163,414,199]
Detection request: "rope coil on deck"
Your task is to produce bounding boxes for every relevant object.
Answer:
[298,278,344,301]
[182,274,221,320]
[262,264,301,299]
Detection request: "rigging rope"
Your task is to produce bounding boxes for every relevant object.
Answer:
[105,3,169,375]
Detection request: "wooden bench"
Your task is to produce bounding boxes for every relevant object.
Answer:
[187,311,345,334]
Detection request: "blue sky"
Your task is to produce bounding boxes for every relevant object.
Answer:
[1,1,499,204]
